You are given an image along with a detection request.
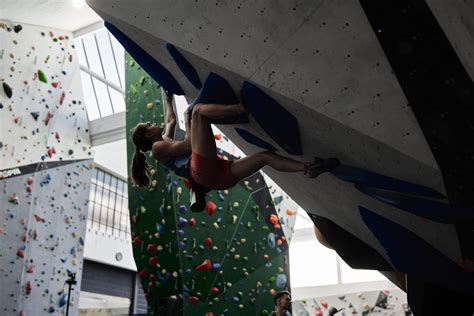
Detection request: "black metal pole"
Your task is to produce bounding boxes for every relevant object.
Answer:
[65,273,77,316]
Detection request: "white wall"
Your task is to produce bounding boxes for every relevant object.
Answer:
[0,22,92,316]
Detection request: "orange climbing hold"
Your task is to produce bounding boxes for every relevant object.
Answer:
[195,259,212,272]
[269,214,279,225]
[286,209,297,216]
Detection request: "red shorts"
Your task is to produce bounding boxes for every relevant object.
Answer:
[189,152,239,190]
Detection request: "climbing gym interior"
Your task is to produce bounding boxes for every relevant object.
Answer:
[1,1,473,315]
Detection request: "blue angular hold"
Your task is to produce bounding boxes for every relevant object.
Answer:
[242,81,302,155]
[179,205,187,214]
[359,206,474,293]
[59,293,68,308]
[177,217,188,228]
[166,43,202,90]
[356,184,474,224]
[332,164,445,199]
[104,22,184,95]
[189,72,249,125]
[235,128,277,151]
[156,223,165,235]
[276,274,287,289]
[212,263,221,271]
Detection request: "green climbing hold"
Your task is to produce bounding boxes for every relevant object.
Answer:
[130,60,136,67]
[139,75,146,86]
[38,70,48,83]
[130,84,138,95]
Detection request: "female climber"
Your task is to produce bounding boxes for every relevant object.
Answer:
[130,91,339,200]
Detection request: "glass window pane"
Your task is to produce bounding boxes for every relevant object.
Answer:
[92,77,114,117]
[95,29,121,85]
[75,40,88,67]
[109,87,125,113]
[80,71,100,120]
[109,33,125,87]
[82,34,104,76]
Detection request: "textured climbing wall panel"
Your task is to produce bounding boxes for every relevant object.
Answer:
[125,55,292,315]
[0,22,92,170]
[0,161,93,316]
[0,22,93,316]
[89,0,474,297]
[292,288,410,316]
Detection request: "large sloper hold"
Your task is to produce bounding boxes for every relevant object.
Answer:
[332,164,445,199]
[166,43,202,90]
[308,213,393,271]
[359,206,474,294]
[188,72,249,125]
[234,128,276,151]
[105,21,184,95]
[356,184,474,224]
[241,81,302,156]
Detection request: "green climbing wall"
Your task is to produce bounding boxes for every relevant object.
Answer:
[125,53,291,315]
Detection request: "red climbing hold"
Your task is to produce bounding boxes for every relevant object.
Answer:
[34,214,44,222]
[320,299,328,309]
[132,235,141,247]
[26,187,32,193]
[55,132,60,141]
[25,281,32,295]
[26,266,33,273]
[204,237,212,247]
[210,287,219,296]
[27,177,33,185]
[22,233,28,242]
[183,179,192,189]
[16,249,25,258]
[315,307,323,316]
[206,201,217,216]
[19,310,25,316]
[138,268,148,280]
[214,134,222,141]
[195,259,212,272]
[147,244,158,253]
[205,313,214,316]
[149,274,157,283]
[69,54,73,63]
[189,218,196,226]
[189,296,199,304]
[60,91,65,105]
[149,256,159,266]
[44,111,53,126]
[51,82,59,88]
[47,147,56,158]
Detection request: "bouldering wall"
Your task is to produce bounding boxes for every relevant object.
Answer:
[0,22,93,316]
[88,1,474,310]
[125,54,295,315]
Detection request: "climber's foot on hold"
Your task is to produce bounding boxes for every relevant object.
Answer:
[304,157,340,178]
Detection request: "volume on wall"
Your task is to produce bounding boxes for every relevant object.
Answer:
[0,22,93,316]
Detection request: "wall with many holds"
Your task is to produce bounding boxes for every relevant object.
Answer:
[125,55,295,315]
[88,0,474,302]
[0,22,93,316]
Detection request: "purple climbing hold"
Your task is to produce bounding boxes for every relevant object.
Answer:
[178,217,188,228]
[3,82,13,98]
[179,205,187,214]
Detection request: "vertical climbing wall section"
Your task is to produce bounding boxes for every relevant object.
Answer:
[125,54,293,315]
[125,53,183,314]
[0,22,93,316]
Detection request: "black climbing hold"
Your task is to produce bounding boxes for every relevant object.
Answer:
[3,82,13,98]
[14,25,23,33]
[68,149,74,155]
[31,112,40,121]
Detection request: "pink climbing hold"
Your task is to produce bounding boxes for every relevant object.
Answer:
[195,259,212,272]
[16,249,25,258]
[206,201,217,216]
[189,296,199,304]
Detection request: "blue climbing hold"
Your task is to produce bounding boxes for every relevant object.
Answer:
[359,206,474,293]
[166,43,202,90]
[332,164,445,199]
[189,72,249,125]
[104,22,184,95]
[235,128,277,151]
[242,81,302,155]
[276,274,287,289]
[356,184,474,224]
